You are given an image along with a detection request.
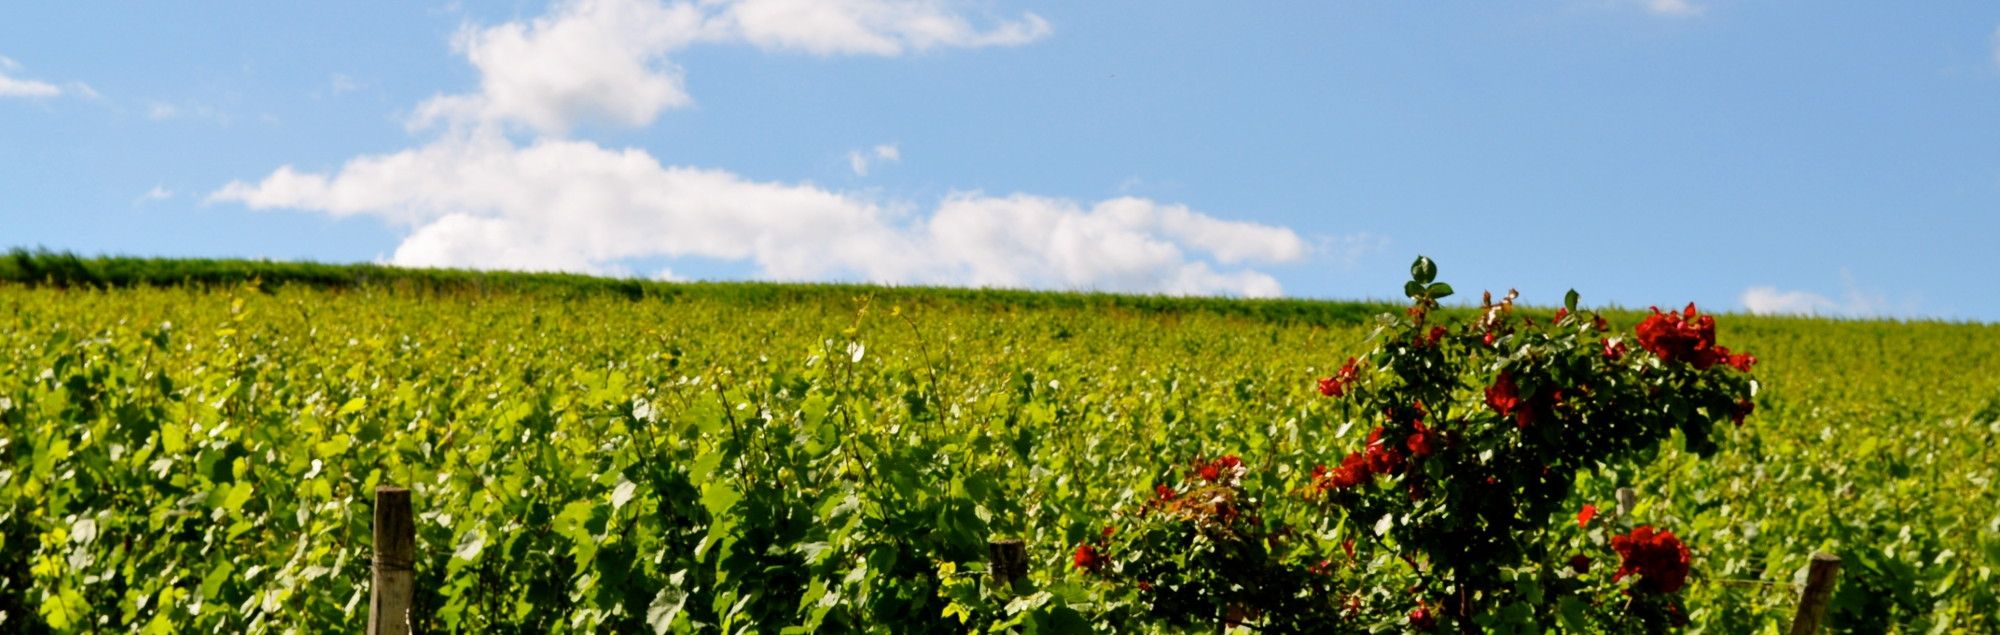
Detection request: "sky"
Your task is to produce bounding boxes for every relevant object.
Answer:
[4,1,1998,320]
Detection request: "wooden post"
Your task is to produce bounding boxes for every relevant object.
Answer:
[370,486,416,635]
[1614,487,1636,517]
[987,539,1027,590]
[1787,552,1841,635]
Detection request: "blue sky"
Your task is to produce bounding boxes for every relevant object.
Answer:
[4,2,1997,320]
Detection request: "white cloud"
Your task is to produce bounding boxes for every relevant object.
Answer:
[212,133,1306,296]
[1643,0,1703,17]
[214,0,1313,298]
[330,73,363,95]
[1739,287,1837,316]
[147,101,230,124]
[1740,270,1918,317]
[715,0,1051,56]
[0,55,73,98]
[135,185,174,205]
[1991,25,2000,68]
[410,0,1048,135]
[848,143,900,176]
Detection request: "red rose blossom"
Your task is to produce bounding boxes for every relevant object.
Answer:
[1726,351,1757,372]
[1635,303,1730,369]
[1602,337,1627,360]
[1406,420,1435,458]
[1486,372,1522,424]
[1408,603,1437,630]
[1317,357,1362,397]
[1577,504,1597,528]
[1072,542,1105,572]
[1611,525,1691,593]
[1364,427,1405,475]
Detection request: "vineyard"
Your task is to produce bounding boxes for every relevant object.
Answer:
[2,256,1998,632]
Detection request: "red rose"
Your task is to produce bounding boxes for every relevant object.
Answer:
[1072,542,1105,572]
[1726,351,1757,372]
[1611,526,1691,593]
[1570,554,1592,574]
[1405,420,1435,458]
[1364,427,1405,475]
[1634,303,1735,370]
[1731,398,1755,426]
[1313,450,1373,493]
[1408,603,1437,630]
[1601,337,1627,360]
[1316,376,1338,396]
[1577,504,1596,528]
[1317,357,1363,397]
[1485,372,1521,424]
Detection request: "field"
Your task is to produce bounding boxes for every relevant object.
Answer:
[2,257,1997,632]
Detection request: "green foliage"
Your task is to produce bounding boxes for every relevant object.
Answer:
[0,257,1996,633]
[1083,259,1754,632]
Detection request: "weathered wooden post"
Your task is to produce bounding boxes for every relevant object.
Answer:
[1787,552,1841,635]
[987,538,1028,590]
[370,486,416,635]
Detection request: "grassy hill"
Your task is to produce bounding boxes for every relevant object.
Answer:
[2,251,1996,631]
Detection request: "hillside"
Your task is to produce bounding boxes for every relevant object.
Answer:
[1,253,1996,631]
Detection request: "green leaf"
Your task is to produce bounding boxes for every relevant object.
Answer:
[39,588,87,630]
[647,580,688,634]
[453,529,485,562]
[611,479,638,512]
[201,560,235,598]
[1426,282,1454,300]
[1404,280,1425,299]
[1557,596,1590,632]
[219,481,253,512]
[1564,289,1580,312]
[336,397,367,416]
[1410,255,1437,285]
[701,481,741,517]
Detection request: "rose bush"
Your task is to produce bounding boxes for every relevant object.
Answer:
[1076,257,1757,632]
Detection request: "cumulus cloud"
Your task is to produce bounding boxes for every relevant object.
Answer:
[329,73,363,95]
[714,0,1051,56]
[1740,270,1917,317]
[1644,0,1704,17]
[0,55,84,98]
[1991,25,2000,68]
[135,185,174,205]
[146,101,231,124]
[1739,287,1837,316]
[214,0,1314,297]
[410,0,1048,135]
[849,143,899,176]
[212,133,1306,296]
